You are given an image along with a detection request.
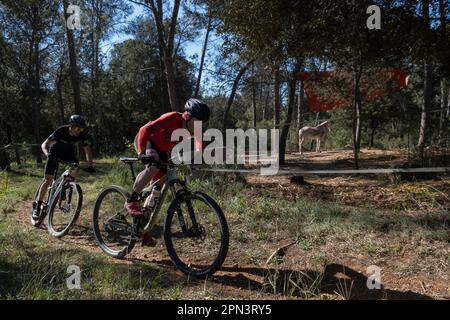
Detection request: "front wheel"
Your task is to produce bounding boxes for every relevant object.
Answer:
[164,191,229,278]
[93,186,136,259]
[47,182,82,238]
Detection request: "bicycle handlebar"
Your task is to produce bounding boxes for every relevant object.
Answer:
[120,156,197,170]
[52,158,95,173]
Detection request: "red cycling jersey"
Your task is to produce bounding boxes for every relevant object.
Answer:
[137,112,187,154]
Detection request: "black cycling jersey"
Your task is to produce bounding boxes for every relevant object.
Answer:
[48,125,91,147]
[44,125,91,175]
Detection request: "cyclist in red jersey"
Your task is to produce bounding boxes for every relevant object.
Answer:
[124,99,210,245]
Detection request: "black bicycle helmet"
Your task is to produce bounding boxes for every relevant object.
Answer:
[184,98,210,121]
[69,114,87,128]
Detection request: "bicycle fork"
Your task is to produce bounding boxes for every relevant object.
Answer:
[57,182,73,212]
[173,190,201,237]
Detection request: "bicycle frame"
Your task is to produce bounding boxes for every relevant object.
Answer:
[46,163,79,209]
[143,165,187,233]
[122,158,193,235]
[97,158,229,276]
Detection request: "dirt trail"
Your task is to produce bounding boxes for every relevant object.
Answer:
[246,148,450,210]
[16,148,450,300]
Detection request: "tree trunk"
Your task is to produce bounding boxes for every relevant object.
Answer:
[439,79,448,145]
[251,65,257,128]
[149,0,181,112]
[90,0,102,153]
[31,54,42,163]
[263,88,269,121]
[6,124,20,166]
[417,0,433,157]
[438,0,448,146]
[163,52,181,111]
[12,136,21,166]
[63,0,82,114]
[352,69,362,169]
[279,72,298,165]
[56,84,65,124]
[0,41,13,168]
[5,123,22,166]
[222,59,254,133]
[0,119,10,170]
[0,147,9,170]
[417,60,433,154]
[447,88,450,118]
[156,0,169,112]
[259,76,264,122]
[273,66,281,129]
[28,13,42,164]
[370,119,378,149]
[157,45,170,112]
[194,12,212,98]
[297,80,305,132]
[56,58,66,124]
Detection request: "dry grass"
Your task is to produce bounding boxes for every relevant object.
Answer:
[1,154,449,300]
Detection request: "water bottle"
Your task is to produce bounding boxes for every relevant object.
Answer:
[144,186,161,210]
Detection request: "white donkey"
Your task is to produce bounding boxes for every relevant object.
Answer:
[298,121,331,154]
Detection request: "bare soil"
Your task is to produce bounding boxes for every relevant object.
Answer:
[16,148,450,300]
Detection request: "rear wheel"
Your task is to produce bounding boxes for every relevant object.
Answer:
[164,191,229,278]
[93,186,136,259]
[47,182,82,238]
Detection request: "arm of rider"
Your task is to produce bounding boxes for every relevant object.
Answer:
[83,145,94,166]
[83,145,96,173]
[41,138,55,157]
[137,125,152,159]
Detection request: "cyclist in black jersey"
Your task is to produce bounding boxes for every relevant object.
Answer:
[32,115,95,220]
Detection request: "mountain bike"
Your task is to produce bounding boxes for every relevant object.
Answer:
[30,162,83,238]
[92,157,229,278]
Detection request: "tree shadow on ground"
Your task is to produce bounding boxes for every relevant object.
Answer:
[127,256,435,300]
[211,263,434,300]
[0,244,185,299]
[58,224,97,244]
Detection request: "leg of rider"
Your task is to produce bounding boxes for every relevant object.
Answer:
[128,146,161,202]
[34,155,57,216]
[126,144,162,216]
[68,165,80,180]
[66,146,79,180]
[125,164,159,217]
[143,171,165,209]
[32,176,53,218]
[37,175,54,202]
[140,169,165,246]
[40,155,58,201]
[129,164,159,200]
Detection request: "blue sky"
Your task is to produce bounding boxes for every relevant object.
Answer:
[104,2,205,65]
[100,2,213,93]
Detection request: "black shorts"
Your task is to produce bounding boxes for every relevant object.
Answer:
[143,149,168,176]
[156,150,168,162]
[44,146,79,176]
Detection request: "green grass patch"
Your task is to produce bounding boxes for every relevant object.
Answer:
[0,160,448,299]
